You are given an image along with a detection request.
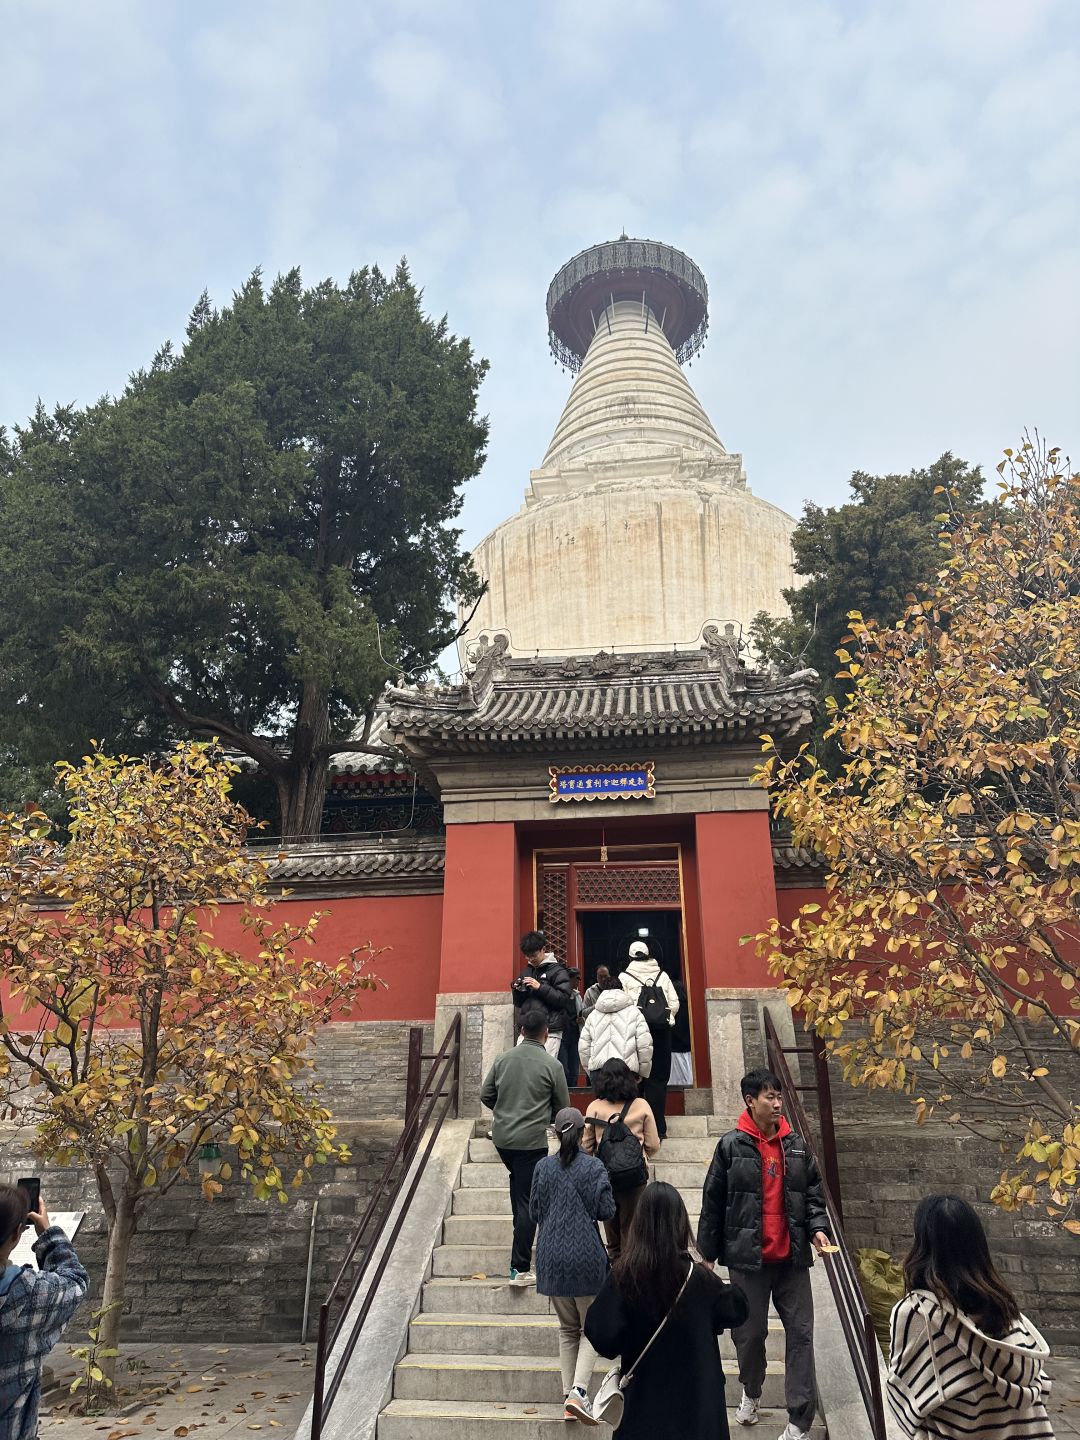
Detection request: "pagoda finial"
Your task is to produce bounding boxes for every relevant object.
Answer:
[546,236,709,373]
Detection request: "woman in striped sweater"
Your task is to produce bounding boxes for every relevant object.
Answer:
[887,1194,1053,1439]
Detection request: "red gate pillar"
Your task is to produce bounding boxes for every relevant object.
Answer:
[694,810,783,1114]
[435,822,520,1113]
[694,810,777,989]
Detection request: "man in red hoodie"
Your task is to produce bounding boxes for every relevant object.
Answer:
[697,1070,832,1440]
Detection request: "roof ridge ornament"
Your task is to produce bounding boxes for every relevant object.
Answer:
[465,632,510,697]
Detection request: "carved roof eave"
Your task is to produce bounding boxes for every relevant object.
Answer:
[379,636,818,758]
[390,706,814,758]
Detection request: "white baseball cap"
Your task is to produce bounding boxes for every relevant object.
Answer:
[628,940,650,958]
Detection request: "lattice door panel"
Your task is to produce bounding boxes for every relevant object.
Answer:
[574,864,680,908]
[540,866,569,960]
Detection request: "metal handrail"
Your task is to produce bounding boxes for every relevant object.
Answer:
[309,1014,462,1440]
[763,1009,887,1440]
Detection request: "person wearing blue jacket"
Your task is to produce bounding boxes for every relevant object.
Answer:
[530,1107,615,1425]
[0,1186,89,1440]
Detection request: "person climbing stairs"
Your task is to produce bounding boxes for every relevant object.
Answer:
[375,1115,826,1436]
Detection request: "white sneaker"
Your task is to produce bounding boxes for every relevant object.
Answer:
[778,1425,812,1440]
[508,1269,535,1288]
[735,1390,760,1425]
[564,1386,598,1425]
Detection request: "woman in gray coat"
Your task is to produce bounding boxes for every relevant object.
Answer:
[530,1107,616,1424]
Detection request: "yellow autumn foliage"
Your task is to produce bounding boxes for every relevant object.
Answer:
[754,439,1080,1228]
[0,741,380,1375]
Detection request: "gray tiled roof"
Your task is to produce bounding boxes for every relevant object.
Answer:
[329,712,410,775]
[771,841,827,883]
[380,631,816,750]
[261,835,444,891]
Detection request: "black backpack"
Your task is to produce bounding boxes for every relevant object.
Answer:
[636,979,670,1031]
[594,1100,649,1192]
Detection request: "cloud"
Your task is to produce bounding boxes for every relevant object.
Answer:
[0,0,1076,549]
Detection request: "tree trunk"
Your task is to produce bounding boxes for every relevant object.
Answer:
[277,762,331,839]
[277,682,332,839]
[91,1193,137,1406]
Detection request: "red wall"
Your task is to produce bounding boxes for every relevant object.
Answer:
[213,893,443,1021]
[1,891,444,1028]
[776,885,828,928]
[695,811,778,988]
[439,822,520,993]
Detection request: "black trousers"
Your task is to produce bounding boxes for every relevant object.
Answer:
[495,1145,546,1273]
[603,1182,646,1261]
[642,1026,672,1138]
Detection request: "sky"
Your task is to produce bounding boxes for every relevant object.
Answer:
[2,0,1078,549]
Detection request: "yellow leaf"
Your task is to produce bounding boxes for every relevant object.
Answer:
[991,1056,1008,1078]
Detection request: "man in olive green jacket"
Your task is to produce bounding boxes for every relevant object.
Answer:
[480,1005,570,1285]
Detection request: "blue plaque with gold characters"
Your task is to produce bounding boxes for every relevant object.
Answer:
[548,762,655,803]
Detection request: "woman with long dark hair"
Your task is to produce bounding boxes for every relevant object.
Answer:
[888,1194,1053,1439]
[584,1182,747,1439]
[529,1107,616,1424]
[581,1058,660,1260]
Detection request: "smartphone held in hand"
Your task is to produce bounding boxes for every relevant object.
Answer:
[16,1176,41,1215]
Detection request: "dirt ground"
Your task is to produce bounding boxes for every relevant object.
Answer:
[40,1344,313,1440]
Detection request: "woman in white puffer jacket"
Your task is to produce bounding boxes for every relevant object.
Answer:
[578,977,654,1085]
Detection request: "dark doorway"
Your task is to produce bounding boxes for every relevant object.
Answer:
[577,910,682,989]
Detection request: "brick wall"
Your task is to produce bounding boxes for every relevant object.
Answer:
[313,1020,435,1119]
[0,1021,435,1343]
[0,1119,403,1343]
[826,1083,1080,1353]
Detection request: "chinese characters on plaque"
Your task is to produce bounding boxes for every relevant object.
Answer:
[548,762,656,803]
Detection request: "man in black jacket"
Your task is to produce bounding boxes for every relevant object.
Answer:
[511,931,575,1058]
[698,1069,832,1440]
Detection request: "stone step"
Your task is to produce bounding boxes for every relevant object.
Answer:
[407,1313,785,1361]
[451,1186,704,1221]
[452,1188,518,1216]
[467,1137,715,1165]
[377,1399,825,1438]
[475,1114,714,1140]
[422,1278,560,1316]
[432,1245,521,1278]
[421,1273,750,1316]
[456,1160,707,1197]
[393,1352,787,1404]
[648,1161,710,1190]
[442,1212,700,1247]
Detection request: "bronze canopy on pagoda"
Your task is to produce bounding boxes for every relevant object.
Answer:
[546,235,709,372]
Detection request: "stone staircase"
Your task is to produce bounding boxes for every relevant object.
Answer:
[375,1115,825,1437]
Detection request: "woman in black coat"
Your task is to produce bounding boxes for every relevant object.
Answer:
[584,1181,748,1440]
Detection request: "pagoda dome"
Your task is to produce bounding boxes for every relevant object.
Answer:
[462,240,796,660]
